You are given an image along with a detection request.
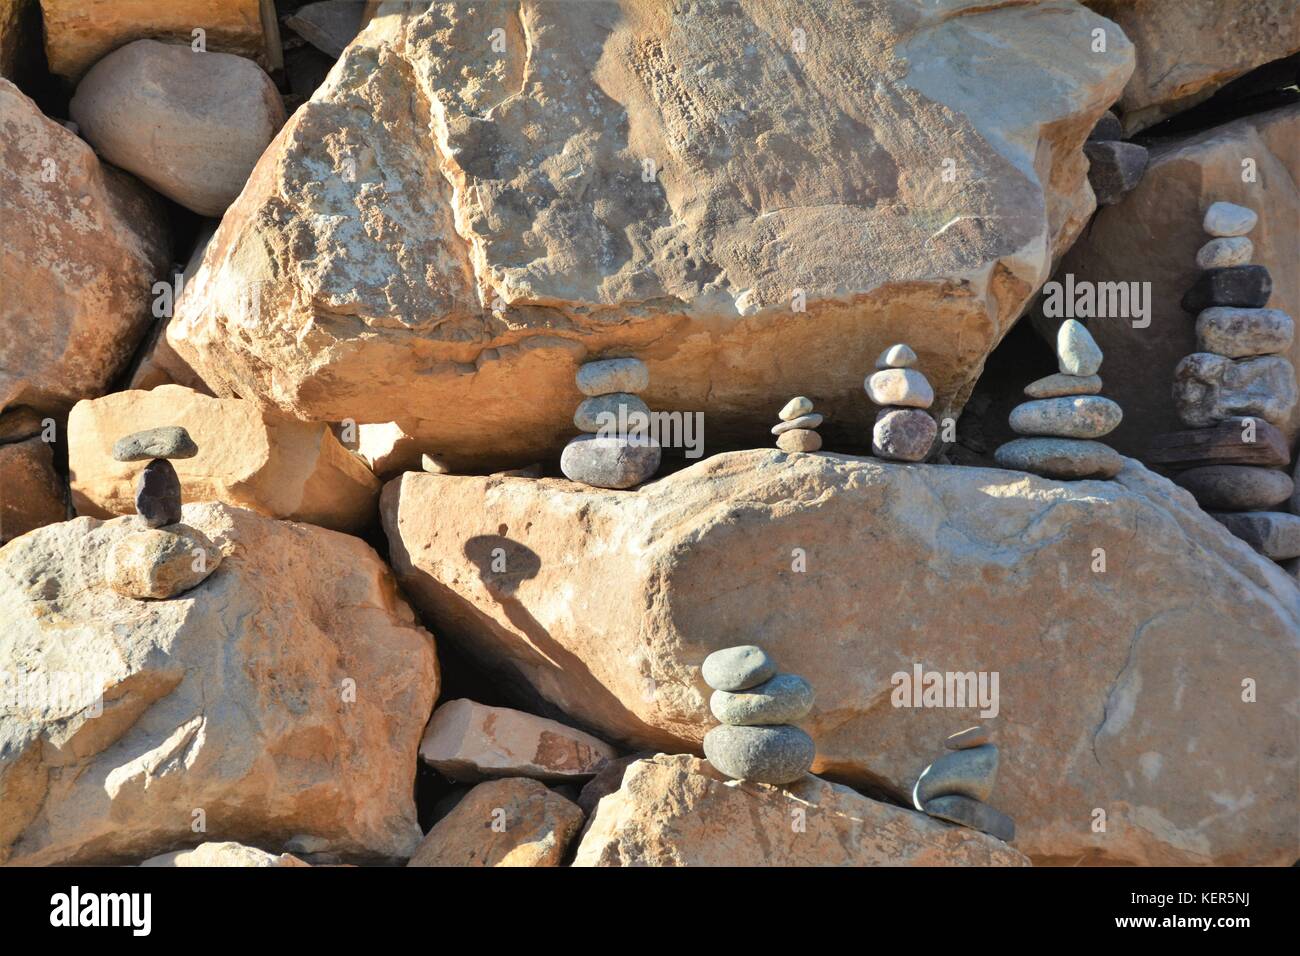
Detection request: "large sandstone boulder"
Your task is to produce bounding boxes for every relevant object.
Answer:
[573,754,1028,866]
[168,0,1132,468]
[39,0,281,80]
[382,450,1299,865]
[1040,105,1300,457]
[0,79,170,416]
[68,386,380,533]
[70,40,286,216]
[0,502,439,865]
[1082,1,1300,134]
[0,435,66,543]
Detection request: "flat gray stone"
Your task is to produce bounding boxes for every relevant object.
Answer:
[1084,139,1147,205]
[1023,373,1101,398]
[135,458,182,527]
[864,368,933,408]
[1175,465,1293,511]
[1211,511,1300,559]
[994,437,1122,480]
[1181,265,1272,313]
[576,358,649,396]
[573,393,650,433]
[923,794,1016,843]
[776,429,822,453]
[1195,307,1293,358]
[913,744,999,806]
[945,726,990,750]
[872,407,935,462]
[1203,201,1257,237]
[771,413,822,435]
[875,343,917,369]
[560,434,660,489]
[1173,353,1298,429]
[710,673,815,726]
[1056,319,1102,376]
[778,396,814,421]
[112,426,198,462]
[1009,395,1122,439]
[702,724,815,785]
[702,645,776,692]
[1195,236,1253,270]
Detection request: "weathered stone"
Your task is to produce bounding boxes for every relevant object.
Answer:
[407,777,583,868]
[1024,373,1102,398]
[994,437,1122,480]
[0,437,65,544]
[421,453,451,475]
[70,40,285,216]
[69,386,381,534]
[1211,511,1300,560]
[702,646,776,693]
[946,726,990,750]
[381,451,1300,865]
[1087,109,1122,142]
[419,699,615,783]
[350,421,437,479]
[702,724,815,785]
[577,752,656,817]
[560,435,660,489]
[1,79,169,415]
[771,413,823,435]
[914,745,999,806]
[1202,201,1258,238]
[876,343,918,369]
[1056,319,1103,376]
[574,393,650,434]
[710,674,815,726]
[778,396,814,421]
[135,459,182,528]
[776,429,823,453]
[864,368,934,409]
[1084,139,1148,205]
[1173,353,1298,428]
[140,842,308,867]
[1009,395,1122,440]
[1196,236,1253,270]
[39,0,281,80]
[285,0,365,58]
[0,503,438,864]
[105,525,222,600]
[576,359,649,397]
[872,407,936,462]
[111,426,198,462]
[1195,307,1294,358]
[0,406,45,444]
[573,755,1028,866]
[1148,419,1290,470]
[166,1,1133,468]
[924,794,1016,843]
[1181,266,1272,313]
[1175,465,1294,512]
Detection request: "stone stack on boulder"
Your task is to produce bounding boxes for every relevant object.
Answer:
[771,396,822,453]
[995,320,1124,479]
[560,358,660,490]
[866,344,938,462]
[1148,201,1300,563]
[700,646,816,786]
[914,726,1014,843]
[1083,109,1149,206]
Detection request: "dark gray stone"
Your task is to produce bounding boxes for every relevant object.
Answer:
[1086,110,1122,142]
[923,794,1016,843]
[1147,419,1290,470]
[1174,465,1293,511]
[1181,265,1272,313]
[135,458,182,528]
[701,645,776,692]
[112,426,197,462]
[560,434,660,489]
[702,724,815,785]
[1084,140,1148,205]
[710,673,815,726]
[913,744,999,806]
[1211,511,1300,559]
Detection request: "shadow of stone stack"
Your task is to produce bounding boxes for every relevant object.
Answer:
[560,358,661,490]
[1148,201,1300,566]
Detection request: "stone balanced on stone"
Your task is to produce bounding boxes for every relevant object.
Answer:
[560,358,661,490]
[701,645,816,786]
[1083,110,1148,206]
[772,396,822,452]
[866,343,937,462]
[1150,201,1300,563]
[914,725,1014,843]
[994,319,1123,479]
[112,425,198,527]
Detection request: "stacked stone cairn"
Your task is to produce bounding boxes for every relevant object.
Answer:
[772,396,822,452]
[1148,201,1300,564]
[560,358,661,490]
[866,343,937,462]
[1083,109,1148,206]
[994,319,1123,479]
[107,425,221,600]
[913,725,1014,843]
[700,645,816,786]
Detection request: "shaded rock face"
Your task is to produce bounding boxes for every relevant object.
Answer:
[169,0,1132,468]
[0,436,66,543]
[0,79,170,416]
[1037,104,1300,456]
[382,450,1299,866]
[68,386,380,534]
[0,503,439,865]
[572,755,1028,866]
[1081,1,1300,134]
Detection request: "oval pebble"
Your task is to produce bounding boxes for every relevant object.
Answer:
[779,396,813,421]
[574,393,650,433]
[559,434,660,489]
[1056,319,1102,376]
[864,368,933,408]
[710,673,815,726]
[576,358,649,396]
[776,429,822,452]
[875,343,917,369]
[1009,396,1121,439]
[1203,201,1257,238]
[702,645,775,691]
[1174,465,1293,511]
[994,437,1123,480]
[703,724,816,785]
[1023,373,1101,399]
[771,413,822,435]
[1195,236,1253,269]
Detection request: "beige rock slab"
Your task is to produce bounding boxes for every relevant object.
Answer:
[140,841,308,867]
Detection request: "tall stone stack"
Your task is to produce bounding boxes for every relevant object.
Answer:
[914,726,1014,843]
[700,645,816,786]
[1148,201,1300,565]
[866,344,938,462]
[560,358,661,490]
[772,396,822,452]
[994,320,1124,479]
